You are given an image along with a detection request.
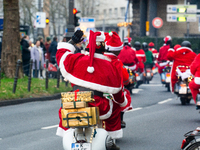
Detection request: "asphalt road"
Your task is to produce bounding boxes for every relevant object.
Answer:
[1,74,200,150]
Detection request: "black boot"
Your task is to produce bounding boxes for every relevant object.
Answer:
[121,112,126,128]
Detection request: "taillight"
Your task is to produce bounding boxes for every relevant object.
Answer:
[166,73,170,77]
[136,73,139,77]
[181,139,186,149]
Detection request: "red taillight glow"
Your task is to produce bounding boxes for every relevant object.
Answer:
[166,73,170,77]
[181,139,186,149]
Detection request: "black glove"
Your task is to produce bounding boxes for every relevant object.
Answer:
[72,30,84,44]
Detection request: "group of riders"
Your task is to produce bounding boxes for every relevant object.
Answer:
[55,30,200,149]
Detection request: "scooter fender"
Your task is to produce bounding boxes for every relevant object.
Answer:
[63,128,108,150]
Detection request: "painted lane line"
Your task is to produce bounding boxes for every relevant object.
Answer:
[126,107,143,113]
[158,98,173,104]
[132,89,143,94]
[141,84,163,87]
[41,124,58,130]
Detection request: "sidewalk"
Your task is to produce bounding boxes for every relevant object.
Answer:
[0,93,61,107]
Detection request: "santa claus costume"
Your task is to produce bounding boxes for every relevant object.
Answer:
[118,37,138,72]
[167,44,196,93]
[189,53,200,104]
[56,30,126,139]
[148,42,158,59]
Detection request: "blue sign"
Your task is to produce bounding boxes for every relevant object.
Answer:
[0,18,3,30]
[86,28,95,32]
[65,28,68,33]
[172,16,176,20]
[172,7,177,11]
[36,15,41,24]
[80,18,95,22]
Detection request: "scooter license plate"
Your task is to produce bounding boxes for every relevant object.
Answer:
[147,72,151,77]
[166,77,171,83]
[179,86,187,94]
[71,143,91,150]
[136,76,141,81]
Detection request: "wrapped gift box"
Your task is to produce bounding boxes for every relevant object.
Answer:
[61,91,94,102]
[61,107,99,128]
[62,101,86,109]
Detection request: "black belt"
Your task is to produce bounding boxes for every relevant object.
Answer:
[73,85,103,98]
[124,63,134,66]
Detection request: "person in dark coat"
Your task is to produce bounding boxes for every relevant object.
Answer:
[20,35,30,76]
[49,36,58,64]
[44,37,51,61]
[38,36,46,56]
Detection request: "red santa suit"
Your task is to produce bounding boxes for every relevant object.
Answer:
[167,46,196,93]
[148,42,158,59]
[118,45,138,72]
[135,49,146,73]
[56,31,126,139]
[189,54,200,103]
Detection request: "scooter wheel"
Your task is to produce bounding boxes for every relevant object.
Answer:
[180,97,186,105]
[185,142,200,150]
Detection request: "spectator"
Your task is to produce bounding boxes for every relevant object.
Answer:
[38,36,46,56]
[28,40,34,51]
[49,36,58,64]
[31,40,44,78]
[20,35,30,76]
[44,37,51,61]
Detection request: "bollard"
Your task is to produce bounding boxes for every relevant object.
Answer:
[34,60,37,78]
[0,59,1,87]
[13,59,21,93]
[28,59,33,92]
[45,59,49,89]
[57,68,60,88]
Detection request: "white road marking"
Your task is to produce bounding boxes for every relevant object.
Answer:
[132,89,143,94]
[41,124,58,130]
[158,98,173,104]
[0,138,2,140]
[141,84,163,86]
[126,107,143,113]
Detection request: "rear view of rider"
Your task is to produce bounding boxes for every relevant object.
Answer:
[118,37,138,72]
[189,53,200,107]
[157,36,172,74]
[148,42,158,60]
[134,41,146,73]
[167,41,196,93]
[143,42,154,69]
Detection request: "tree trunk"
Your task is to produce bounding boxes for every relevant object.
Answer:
[2,0,23,78]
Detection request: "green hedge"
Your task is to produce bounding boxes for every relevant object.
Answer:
[131,37,200,54]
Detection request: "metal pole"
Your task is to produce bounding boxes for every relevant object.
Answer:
[0,59,1,86]
[155,28,158,50]
[13,59,21,93]
[45,59,49,89]
[28,59,33,92]
[187,22,190,38]
[37,0,43,37]
[57,68,60,88]
[35,60,37,78]
[102,19,105,32]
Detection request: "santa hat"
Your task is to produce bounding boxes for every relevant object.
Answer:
[164,35,172,44]
[124,37,132,43]
[87,30,105,73]
[105,31,123,51]
[104,32,110,42]
[148,42,154,47]
[174,44,181,51]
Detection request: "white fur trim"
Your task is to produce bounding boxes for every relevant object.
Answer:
[127,64,137,70]
[56,127,65,137]
[94,53,111,62]
[99,98,113,120]
[87,66,94,73]
[59,51,121,94]
[159,62,168,67]
[105,44,123,51]
[108,129,123,139]
[177,47,193,52]
[195,77,200,85]
[57,42,76,53]
[109,32,113,36]
[112,92,128,107]
[96,31,105,42]
[136,54,146,57]
[168,48,174,52]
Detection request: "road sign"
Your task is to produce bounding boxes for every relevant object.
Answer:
[0,18,3,30]
[77,18,95,37]
[36,12,46,28]
[152,17,163,28]
[167,5,197,14]
[167,14,196,22]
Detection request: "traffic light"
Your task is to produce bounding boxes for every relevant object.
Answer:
[46,17,49,25]
[73,8,80,27]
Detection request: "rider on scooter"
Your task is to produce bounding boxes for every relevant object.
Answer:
[148,42,158,60]
[189,52,200,107]
[56,30,126,147]
[167,41,196,93]
[143,42,154,69]
[134,41,146,73]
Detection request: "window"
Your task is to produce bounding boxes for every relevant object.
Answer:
[109,8,112,18]
[96,10,99,19]
[120,7,125,17]
[114,8,118,18]
[104,9,107,18]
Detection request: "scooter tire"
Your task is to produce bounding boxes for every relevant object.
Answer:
[167,85,170,92]
[180,97,186,105]
[184,142,200,150]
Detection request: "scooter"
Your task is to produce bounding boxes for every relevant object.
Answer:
[61,91,120,150]
[181,127,200,150]
[174,66,193,105]
[124,68,136,94]
[143,68,153,84]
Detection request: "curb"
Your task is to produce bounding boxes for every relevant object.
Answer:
[0,93,61,107]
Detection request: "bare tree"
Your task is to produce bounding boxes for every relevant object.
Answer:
[2,0,22,78]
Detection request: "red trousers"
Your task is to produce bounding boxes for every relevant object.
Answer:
[189,80,200,104]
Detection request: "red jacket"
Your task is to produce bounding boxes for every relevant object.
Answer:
[190,53,200,78]
[158,45,170,62]
[135,49,146,63]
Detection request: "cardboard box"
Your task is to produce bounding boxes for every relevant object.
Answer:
[61,107,99,128]
[61,91,94,102]
[62,101,86,109]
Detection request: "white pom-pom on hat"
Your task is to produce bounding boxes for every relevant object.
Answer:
[87,66,94,73]
[109,32,113,36]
